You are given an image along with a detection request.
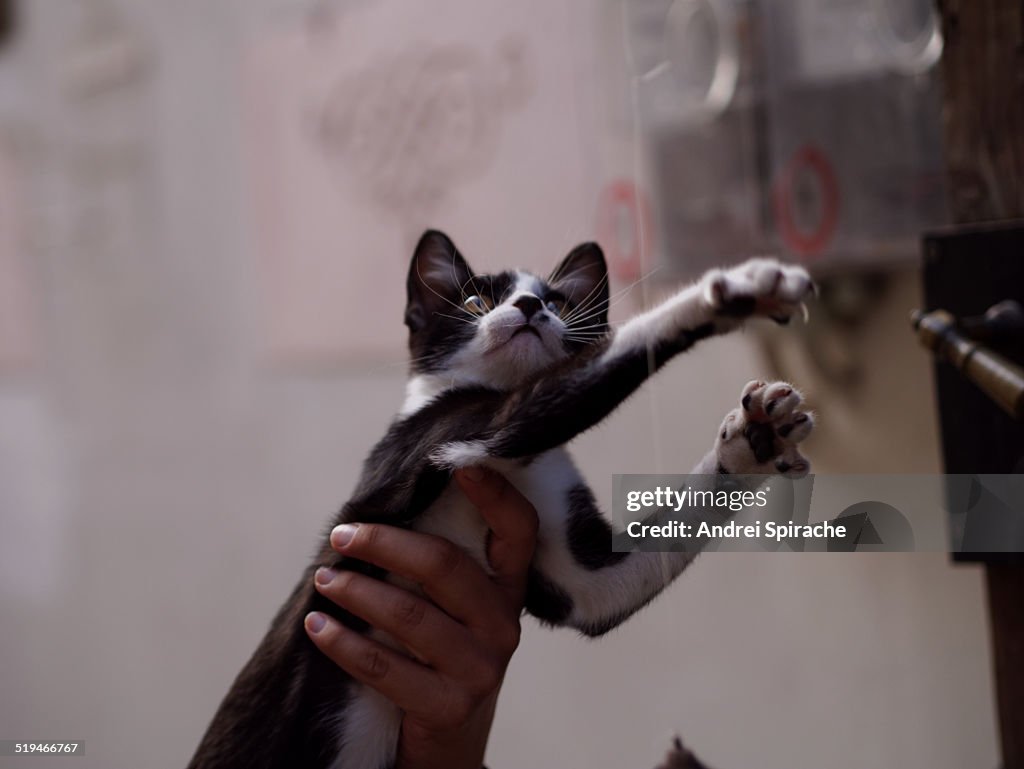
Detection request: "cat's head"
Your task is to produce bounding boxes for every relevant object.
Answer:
[404,230,608,390]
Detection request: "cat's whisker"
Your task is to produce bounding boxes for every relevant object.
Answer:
[548,260,568,285]
[560,272,610,324]
[563,326,612,335]
[564,316,611,328]
[561,293,608,327]
[552,261,604,288]
[561,299,611,327]
[565,266,664,326]
[415,259,473,316]
[548,250,585,284]
[563,305,612,326]
[559,272,617,324]
[432,311,477,326]
[360,350,454,375]
[549,262,610,324]
[451,255,466,306]
[460,273,483,308]
[454,255,488,311]
[548,251,594,285]
[561,301,606,328]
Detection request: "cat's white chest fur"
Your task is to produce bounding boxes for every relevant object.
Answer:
[419,448,586,566]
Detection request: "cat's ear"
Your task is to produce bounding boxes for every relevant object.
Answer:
[549,242,609,325]
[405,230,475,332]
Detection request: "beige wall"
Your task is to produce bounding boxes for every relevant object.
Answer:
[0,2,997,768]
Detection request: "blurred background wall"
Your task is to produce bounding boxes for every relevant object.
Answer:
[0,1,998,768]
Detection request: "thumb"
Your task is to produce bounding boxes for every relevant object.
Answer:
[454,466,539,606]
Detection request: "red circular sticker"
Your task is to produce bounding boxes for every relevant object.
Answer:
[596,179,653,281]
[773,145,840,260]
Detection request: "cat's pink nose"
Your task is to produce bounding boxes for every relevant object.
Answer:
[514,295,543,320]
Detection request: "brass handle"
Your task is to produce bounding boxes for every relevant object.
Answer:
[912,308,1024,420]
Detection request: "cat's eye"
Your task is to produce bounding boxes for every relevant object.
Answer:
[546,297,567,316]
[464,295,491,314]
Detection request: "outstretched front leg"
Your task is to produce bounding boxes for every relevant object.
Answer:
[600,258,814,367]
[525,380,815,637]
[451,259,815,465]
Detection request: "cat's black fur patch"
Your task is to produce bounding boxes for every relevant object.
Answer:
[566,484,629,570]
[524,567,574,625]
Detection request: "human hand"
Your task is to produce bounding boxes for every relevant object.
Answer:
[304,466,539,769]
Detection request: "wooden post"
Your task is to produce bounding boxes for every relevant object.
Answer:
[986,564,1024,768]
[937,2,1024,766]
[937,0,1024,222]
[0,0,13,48]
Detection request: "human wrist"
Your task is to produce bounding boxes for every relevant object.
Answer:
[395,693,498,769]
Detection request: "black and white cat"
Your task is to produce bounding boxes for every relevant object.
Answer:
[188,230,815,769]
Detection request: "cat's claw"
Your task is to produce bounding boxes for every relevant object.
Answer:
[716,380,814,477]
[702,258,814,324]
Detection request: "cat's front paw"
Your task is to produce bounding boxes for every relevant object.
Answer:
[702,258,814,325]
[715,380,814,477]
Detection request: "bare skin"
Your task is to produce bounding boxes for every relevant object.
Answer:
[304,467,539,769]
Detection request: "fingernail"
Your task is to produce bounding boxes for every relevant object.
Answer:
[461,466,485,483]
[306,611,327,634]
[331,524,358,548]
[315,567,336,586]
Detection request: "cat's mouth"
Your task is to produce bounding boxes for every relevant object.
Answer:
[512,325,542,340]
[486,323,546,356]
[484,321,560,361]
